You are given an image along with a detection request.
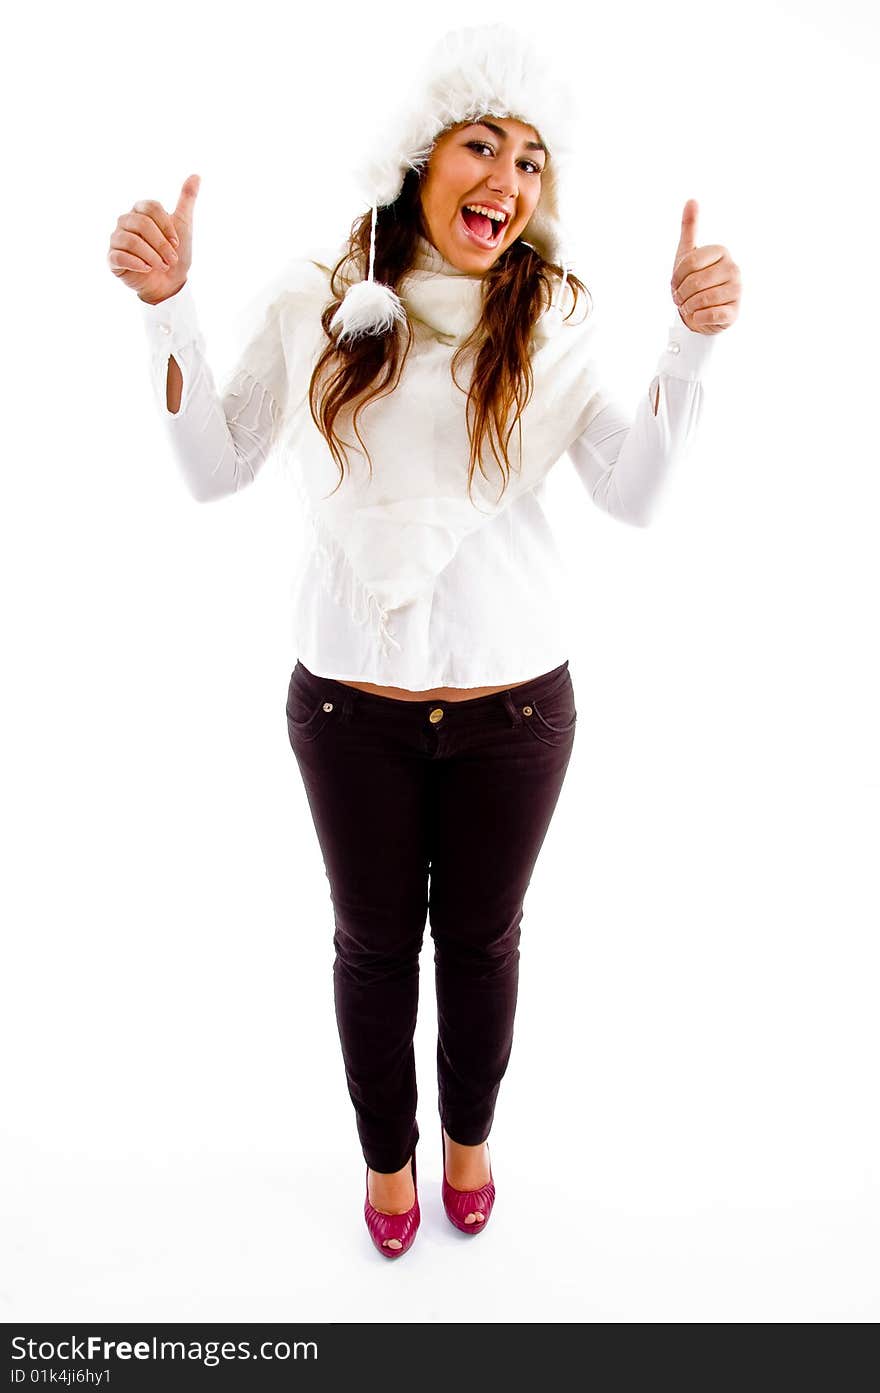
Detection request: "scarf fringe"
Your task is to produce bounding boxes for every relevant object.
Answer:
[308,509,403,657]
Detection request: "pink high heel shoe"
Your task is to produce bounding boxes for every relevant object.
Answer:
[364,1151,420,1259]
[441,1123,496,1235]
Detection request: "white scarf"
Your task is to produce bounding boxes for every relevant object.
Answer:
[268,234,605,656]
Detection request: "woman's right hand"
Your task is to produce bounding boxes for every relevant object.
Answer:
[107,173,201,305]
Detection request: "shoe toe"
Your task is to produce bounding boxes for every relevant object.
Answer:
[441,1175,496,1234]
[365,1199,421,1256]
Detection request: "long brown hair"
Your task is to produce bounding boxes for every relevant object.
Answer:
[309,164,592,505]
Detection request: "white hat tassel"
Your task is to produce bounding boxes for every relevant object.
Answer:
[329,204,409,345]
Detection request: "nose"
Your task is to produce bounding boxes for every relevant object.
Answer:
[487,174,517,200]
[487,157,519,200]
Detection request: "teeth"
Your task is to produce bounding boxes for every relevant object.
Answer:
[463,204,508,225]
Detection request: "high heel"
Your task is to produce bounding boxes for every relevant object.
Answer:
[364,1151,420,1259]
[440,1123,495,1235]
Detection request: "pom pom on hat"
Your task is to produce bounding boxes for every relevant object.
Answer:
[329,278,407,344]
[329,203,408,345]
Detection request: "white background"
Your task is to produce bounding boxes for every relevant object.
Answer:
[2,0,878,1324]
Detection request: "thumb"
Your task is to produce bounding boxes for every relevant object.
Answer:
[676,197,699,262]
[174,173,201,226]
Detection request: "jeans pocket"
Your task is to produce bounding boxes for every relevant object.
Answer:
[286,675,337,744]
[521,680,577,747]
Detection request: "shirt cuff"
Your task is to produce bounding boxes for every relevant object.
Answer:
[139,279,203,353]
[659,314,718,381]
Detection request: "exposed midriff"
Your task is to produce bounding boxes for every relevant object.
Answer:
[334,676,536,703]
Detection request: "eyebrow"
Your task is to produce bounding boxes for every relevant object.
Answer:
[467,119,547,156]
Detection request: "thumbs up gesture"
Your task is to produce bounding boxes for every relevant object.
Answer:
[670,199,741,334]
[108,173,201,305]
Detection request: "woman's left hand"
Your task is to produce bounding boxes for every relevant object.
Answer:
[670,199,741,334]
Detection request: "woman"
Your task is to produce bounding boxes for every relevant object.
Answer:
[107,22,740,1259]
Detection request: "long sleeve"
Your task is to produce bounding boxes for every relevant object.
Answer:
[566,315,718,527]
[139,280,288,503]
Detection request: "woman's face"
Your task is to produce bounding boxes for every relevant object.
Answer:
[419,116,547,271]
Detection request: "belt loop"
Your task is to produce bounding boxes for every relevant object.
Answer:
[501,689,523,727]
[340,684,356,722]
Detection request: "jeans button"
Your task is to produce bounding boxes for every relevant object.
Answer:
[429,707,444,723]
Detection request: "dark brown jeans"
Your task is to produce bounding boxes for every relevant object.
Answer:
[286,657,577,1174]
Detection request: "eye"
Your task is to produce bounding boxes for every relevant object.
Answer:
[465,140,543,175]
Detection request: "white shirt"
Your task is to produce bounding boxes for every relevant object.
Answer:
[139,257,717,688]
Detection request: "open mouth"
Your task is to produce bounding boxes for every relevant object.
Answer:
[459,204,509,248]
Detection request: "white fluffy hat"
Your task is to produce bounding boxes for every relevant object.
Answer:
[331,21,581,345]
